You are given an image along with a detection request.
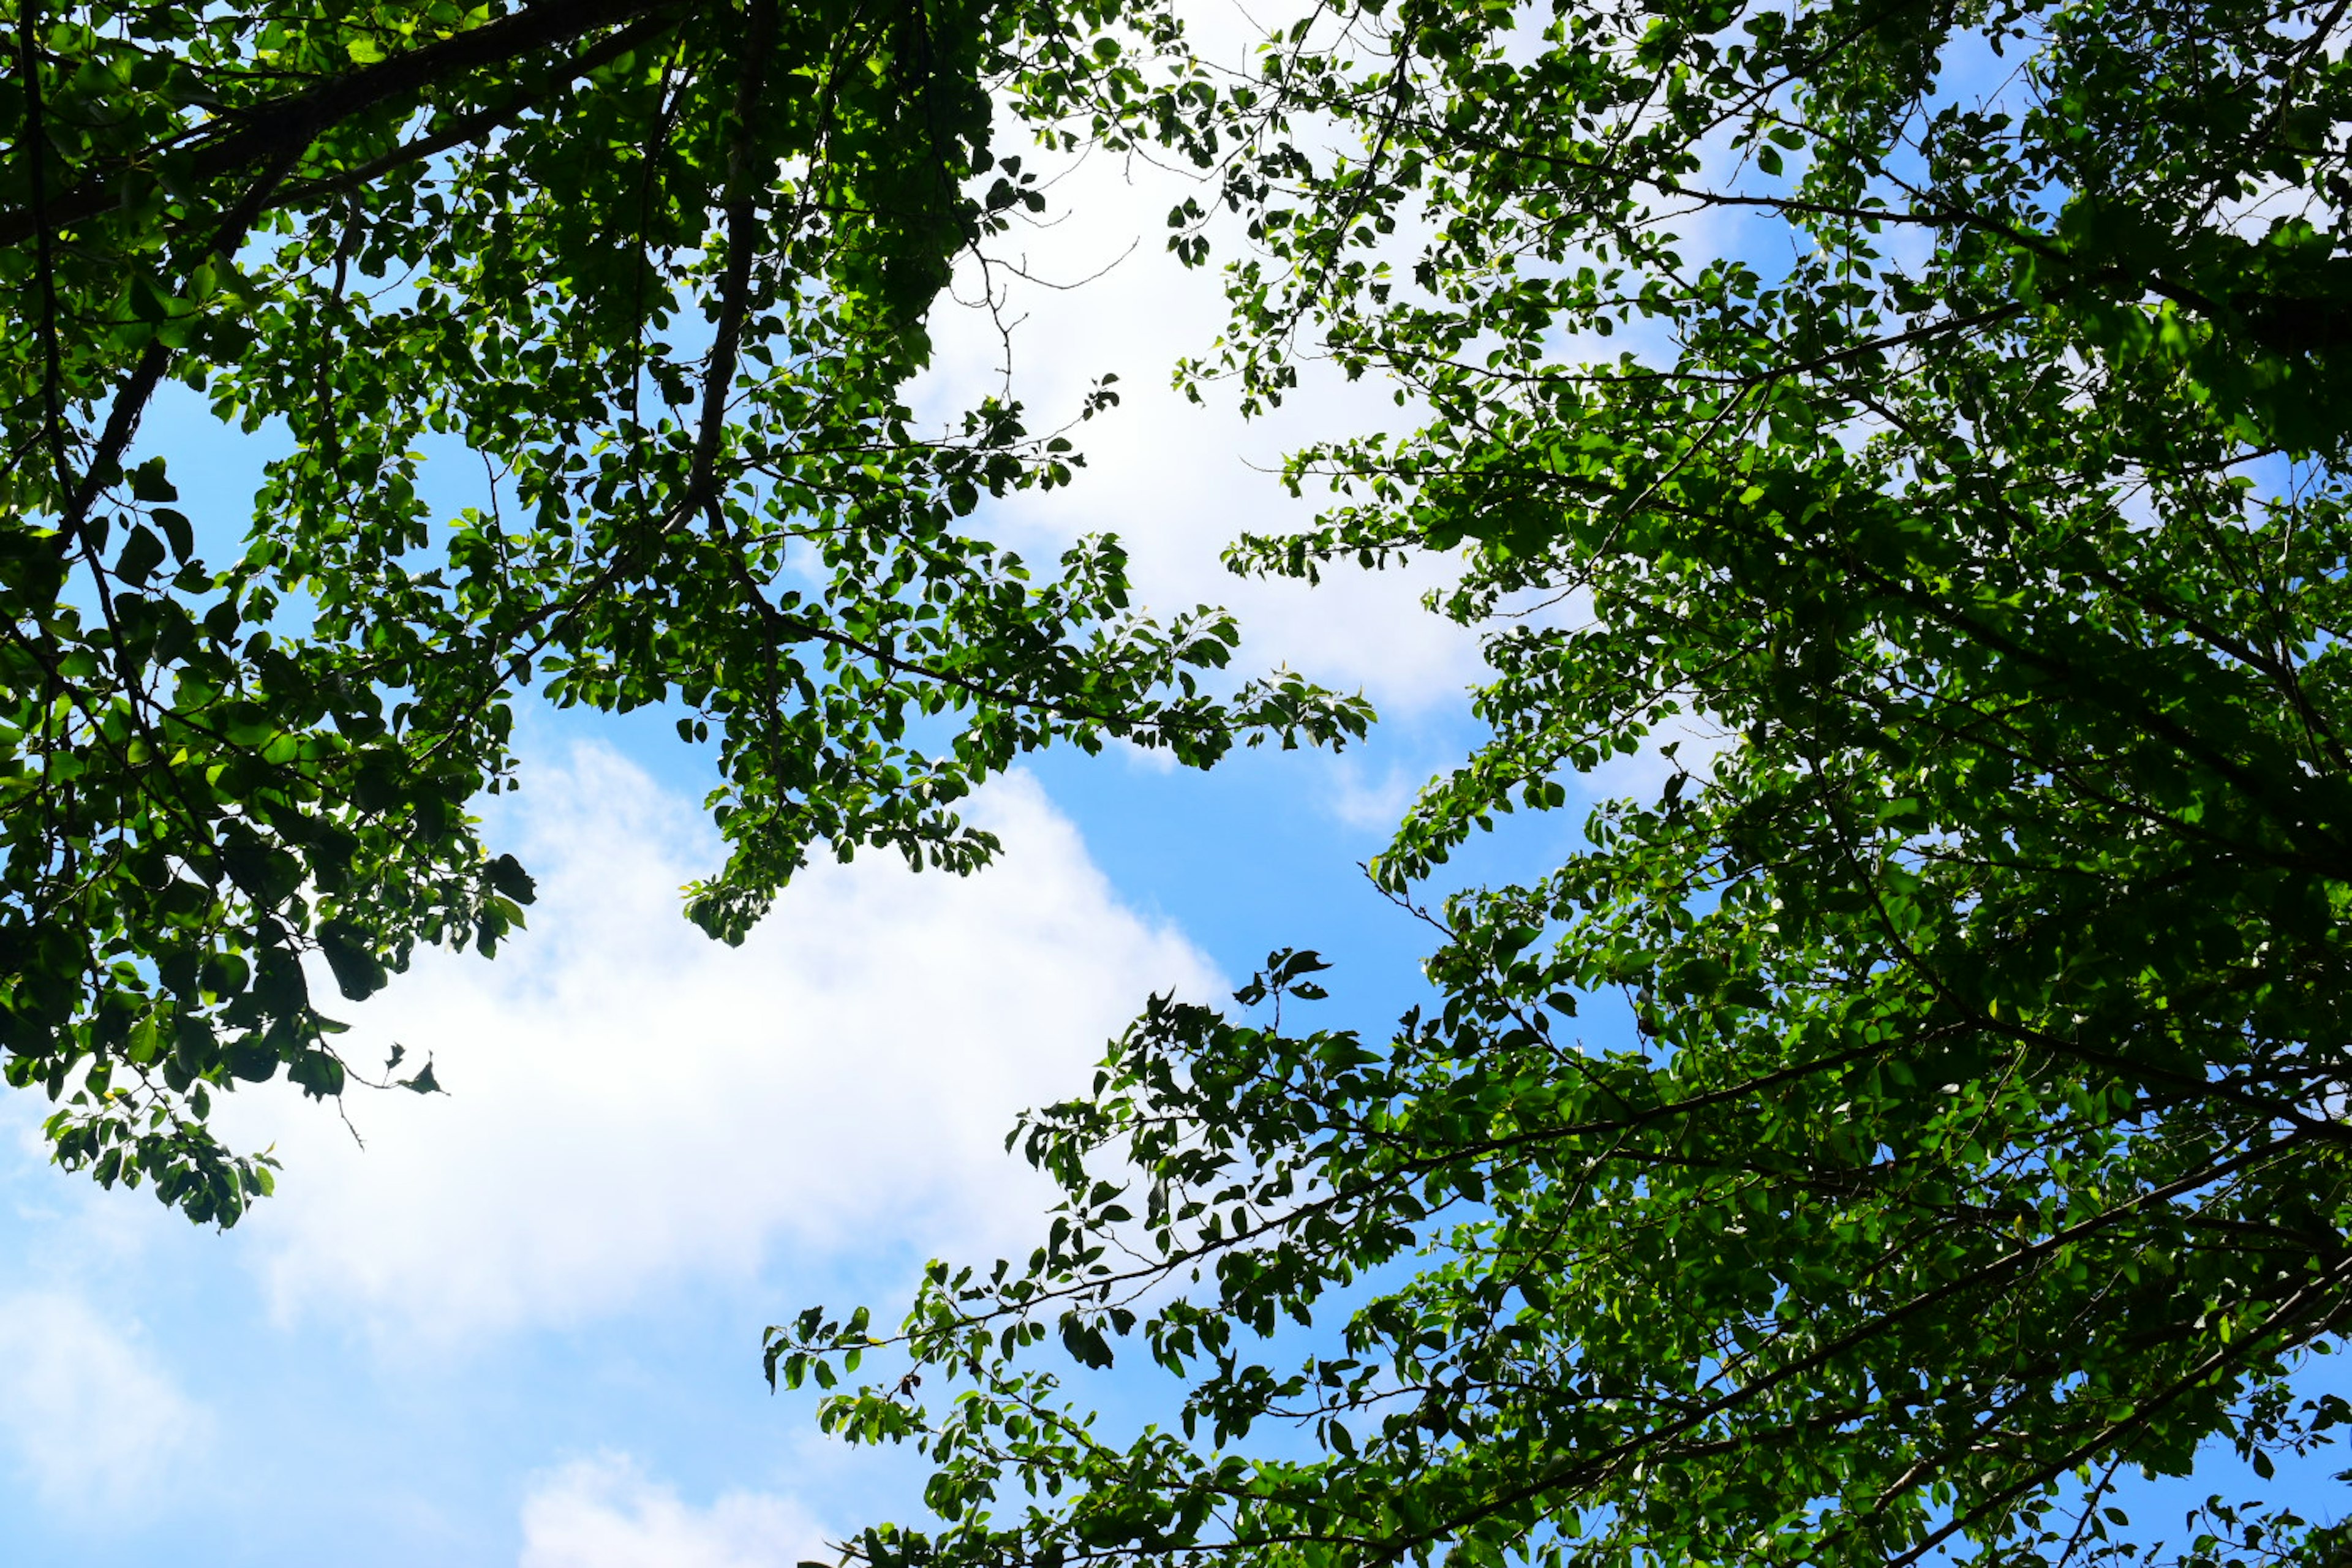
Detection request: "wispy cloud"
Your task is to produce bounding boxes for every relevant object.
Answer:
[0,1290,208,1520]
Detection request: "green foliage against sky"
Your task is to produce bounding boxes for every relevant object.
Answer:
[0,0,1368,1221]
[9,0,2352,1562]
[774,0,2352,1564]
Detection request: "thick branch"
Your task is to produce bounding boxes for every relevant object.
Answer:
[63,142,306,535]
[17,0,69,498]
[272,12,683,210]
[685,0,780,514]
[0,0,686,249]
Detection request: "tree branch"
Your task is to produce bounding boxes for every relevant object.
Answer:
[62,141,306,537]
[16,0,70,499]
[271,11,683,211]
[684,0,780,517]
[0,0,687,249]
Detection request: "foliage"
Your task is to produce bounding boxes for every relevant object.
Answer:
[0,0,1369,1221]
[775,0,2352,1564]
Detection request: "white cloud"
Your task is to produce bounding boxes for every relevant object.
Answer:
[0,1290,206,1518]
[1325,757,1433,834]
[1573,709,1741,808]
[520,1455,824,1568]
[216,742,1219,1341]
[916,146,1485,720]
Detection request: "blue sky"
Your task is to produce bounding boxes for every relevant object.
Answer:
[0,138,1528,1564]
[1,52,2346,1568]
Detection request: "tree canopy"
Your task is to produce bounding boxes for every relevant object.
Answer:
[11,0,2352,1557]
[0,0,1369,1222]
[774,0,2352,1564]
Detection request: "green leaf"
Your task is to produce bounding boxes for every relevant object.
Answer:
[115,525,167,587]
[317,920,388,1001]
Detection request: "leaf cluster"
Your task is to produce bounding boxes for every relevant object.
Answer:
[778,0,2352,1563]
[0,0,1371,1218]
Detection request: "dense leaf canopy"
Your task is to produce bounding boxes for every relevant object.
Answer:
[0,0,1368,1221]
[775,0,2352,1564]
